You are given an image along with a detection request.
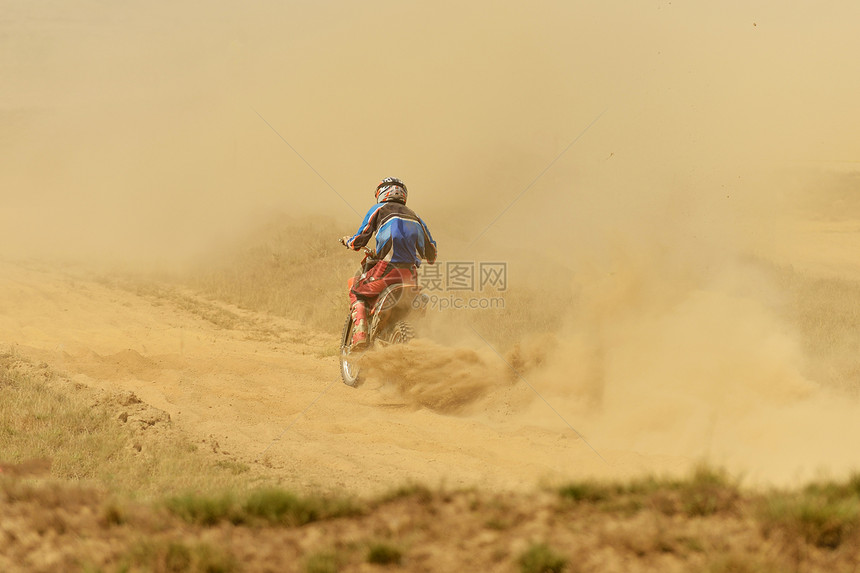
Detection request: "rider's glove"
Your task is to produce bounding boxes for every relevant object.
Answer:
[339,236,351,248]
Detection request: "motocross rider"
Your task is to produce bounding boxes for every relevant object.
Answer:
[340,177,437,349]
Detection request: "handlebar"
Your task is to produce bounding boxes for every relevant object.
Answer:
[340,237,376,258]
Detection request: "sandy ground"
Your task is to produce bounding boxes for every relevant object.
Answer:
[0,260,686,496]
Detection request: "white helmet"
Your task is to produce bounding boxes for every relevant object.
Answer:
[375,177,407,204]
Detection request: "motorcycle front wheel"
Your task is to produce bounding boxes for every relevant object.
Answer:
[340,315,361,387]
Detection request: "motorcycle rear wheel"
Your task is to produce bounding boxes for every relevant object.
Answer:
[388,320,415,344]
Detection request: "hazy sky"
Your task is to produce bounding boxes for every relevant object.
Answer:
[2,1,858,262]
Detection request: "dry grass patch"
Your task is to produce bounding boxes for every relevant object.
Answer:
[303,549,343,573]
[119,539,238,573]
[0,352,128,481]
[705,551,782,573]
[186,215,357,333]
[0,351,265,498]
[760,475,860,549]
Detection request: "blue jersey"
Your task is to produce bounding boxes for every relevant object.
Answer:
[345,201,437,266]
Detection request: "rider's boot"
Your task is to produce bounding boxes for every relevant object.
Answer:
[350,301,369,349]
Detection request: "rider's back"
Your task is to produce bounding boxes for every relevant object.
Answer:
[370,201,435,267]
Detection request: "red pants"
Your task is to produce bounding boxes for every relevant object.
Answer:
[349,261,416,315]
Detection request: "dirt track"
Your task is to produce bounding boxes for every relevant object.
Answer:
[0,260,683,496]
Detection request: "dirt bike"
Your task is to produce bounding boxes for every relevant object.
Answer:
[340,246,428,387]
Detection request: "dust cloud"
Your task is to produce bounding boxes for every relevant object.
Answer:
[359,340,508,414]
[4,1,860,484]
[7,1,857,263]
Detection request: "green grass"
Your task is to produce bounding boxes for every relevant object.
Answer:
[366,541,403,565]
[558,480,620,504]
[760,477,860,549]
[558,465,739,517]
[674,465,740,517]
[242,487,359,525]
[164,492,239,526]
[518,543,568,573]
[165,488,363,527]
[802,473,860,501]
